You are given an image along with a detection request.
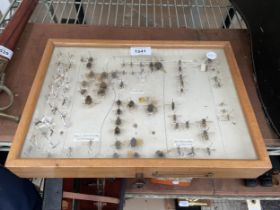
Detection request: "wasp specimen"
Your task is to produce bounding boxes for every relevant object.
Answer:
[119,81,124,88]
[116,99,122,106]
[171,100,175,110]
[86,62,92,69]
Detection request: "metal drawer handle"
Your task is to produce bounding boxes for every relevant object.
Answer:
[152,171,214,178]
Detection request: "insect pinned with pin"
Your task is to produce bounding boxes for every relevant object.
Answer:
[116,108,122,115]
[116,99,122,106]
[100,72,108,80]
[127,100,135,108]
[86,71,95,79]
[185,121,190,129]
[200,118,208,129]
[80,89,87,95]
[115,117,122,125]
[130,137,138,147]
[154,61,163,70]
[201,130,209,141]
[147,102,157,114]
[85,95,93,105]
[114,140,122,150]
[188,147,195,157]
[155,150,165,158]
[171,100,175,111]
[172,114,177,122]
[206,147,211,156]
[86,62,92,69]
[133,152,140,158]
[114,126,121,135]
[213,76,222,88]
[119,80,124,89]
[113,152,119,158]
[174,122,179,130]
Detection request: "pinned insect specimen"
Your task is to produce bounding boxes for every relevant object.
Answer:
[86,62,92,69]
[147,103,156,113]
[115,117,122,125]
[130,137,137,147]
[201,118,207,129]
[114,140,122,150]
[81,80,88,87]
[116,108,122,115]
[154,62,163,70]
[97,81,108,96]
[185,121,190,129]
[99,81,107,89]
[119,81,124,88]
[127,100,135,108]
[171,100,175,110]
[178,60,182,66]
[149,62,154,71]
[172,114,177,122]
[100,72,108,80]
[67,147,73,157]
[85,95,93,105]
[97,88,106,96]
[188,147,195,157]
[88,57,93,62]
[155,150,165,158]
[113,153,119,158]
[201,130,209,141]
[86,71,95,79]
[116,100,122,106]
[206,147,211,156]
[133,152,140,158]
[213,76,221,87]
[174,122,179,129]
[111,71,118,79]
[114,126,121,135]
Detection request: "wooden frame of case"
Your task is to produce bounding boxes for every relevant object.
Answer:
[5,39,271,178]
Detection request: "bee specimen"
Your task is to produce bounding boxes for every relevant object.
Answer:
[114,126,121,135]
[127,100,135,108]
[130,137,137,147]
[147,103,156,113]
[115,117,122,125]
[114,140,122,150]
[116,108,122,115]
[155,150,165,158]
[85,95,93,105]
[116,100,122,106]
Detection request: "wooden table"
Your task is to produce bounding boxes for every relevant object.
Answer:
[1,23,280,198]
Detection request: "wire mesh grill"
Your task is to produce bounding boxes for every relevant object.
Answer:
[29,0,246,28]
[0,0,22,34]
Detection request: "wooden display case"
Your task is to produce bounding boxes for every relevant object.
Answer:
[5,39,271,178]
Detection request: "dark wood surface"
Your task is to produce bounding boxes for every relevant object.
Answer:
[126,176,280,198]
[1,23,279,197]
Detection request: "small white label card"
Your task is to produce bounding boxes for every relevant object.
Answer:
[174,138,194,148]
[130,47,152,56]
[0,45,13,60]
[74,133,100,142]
